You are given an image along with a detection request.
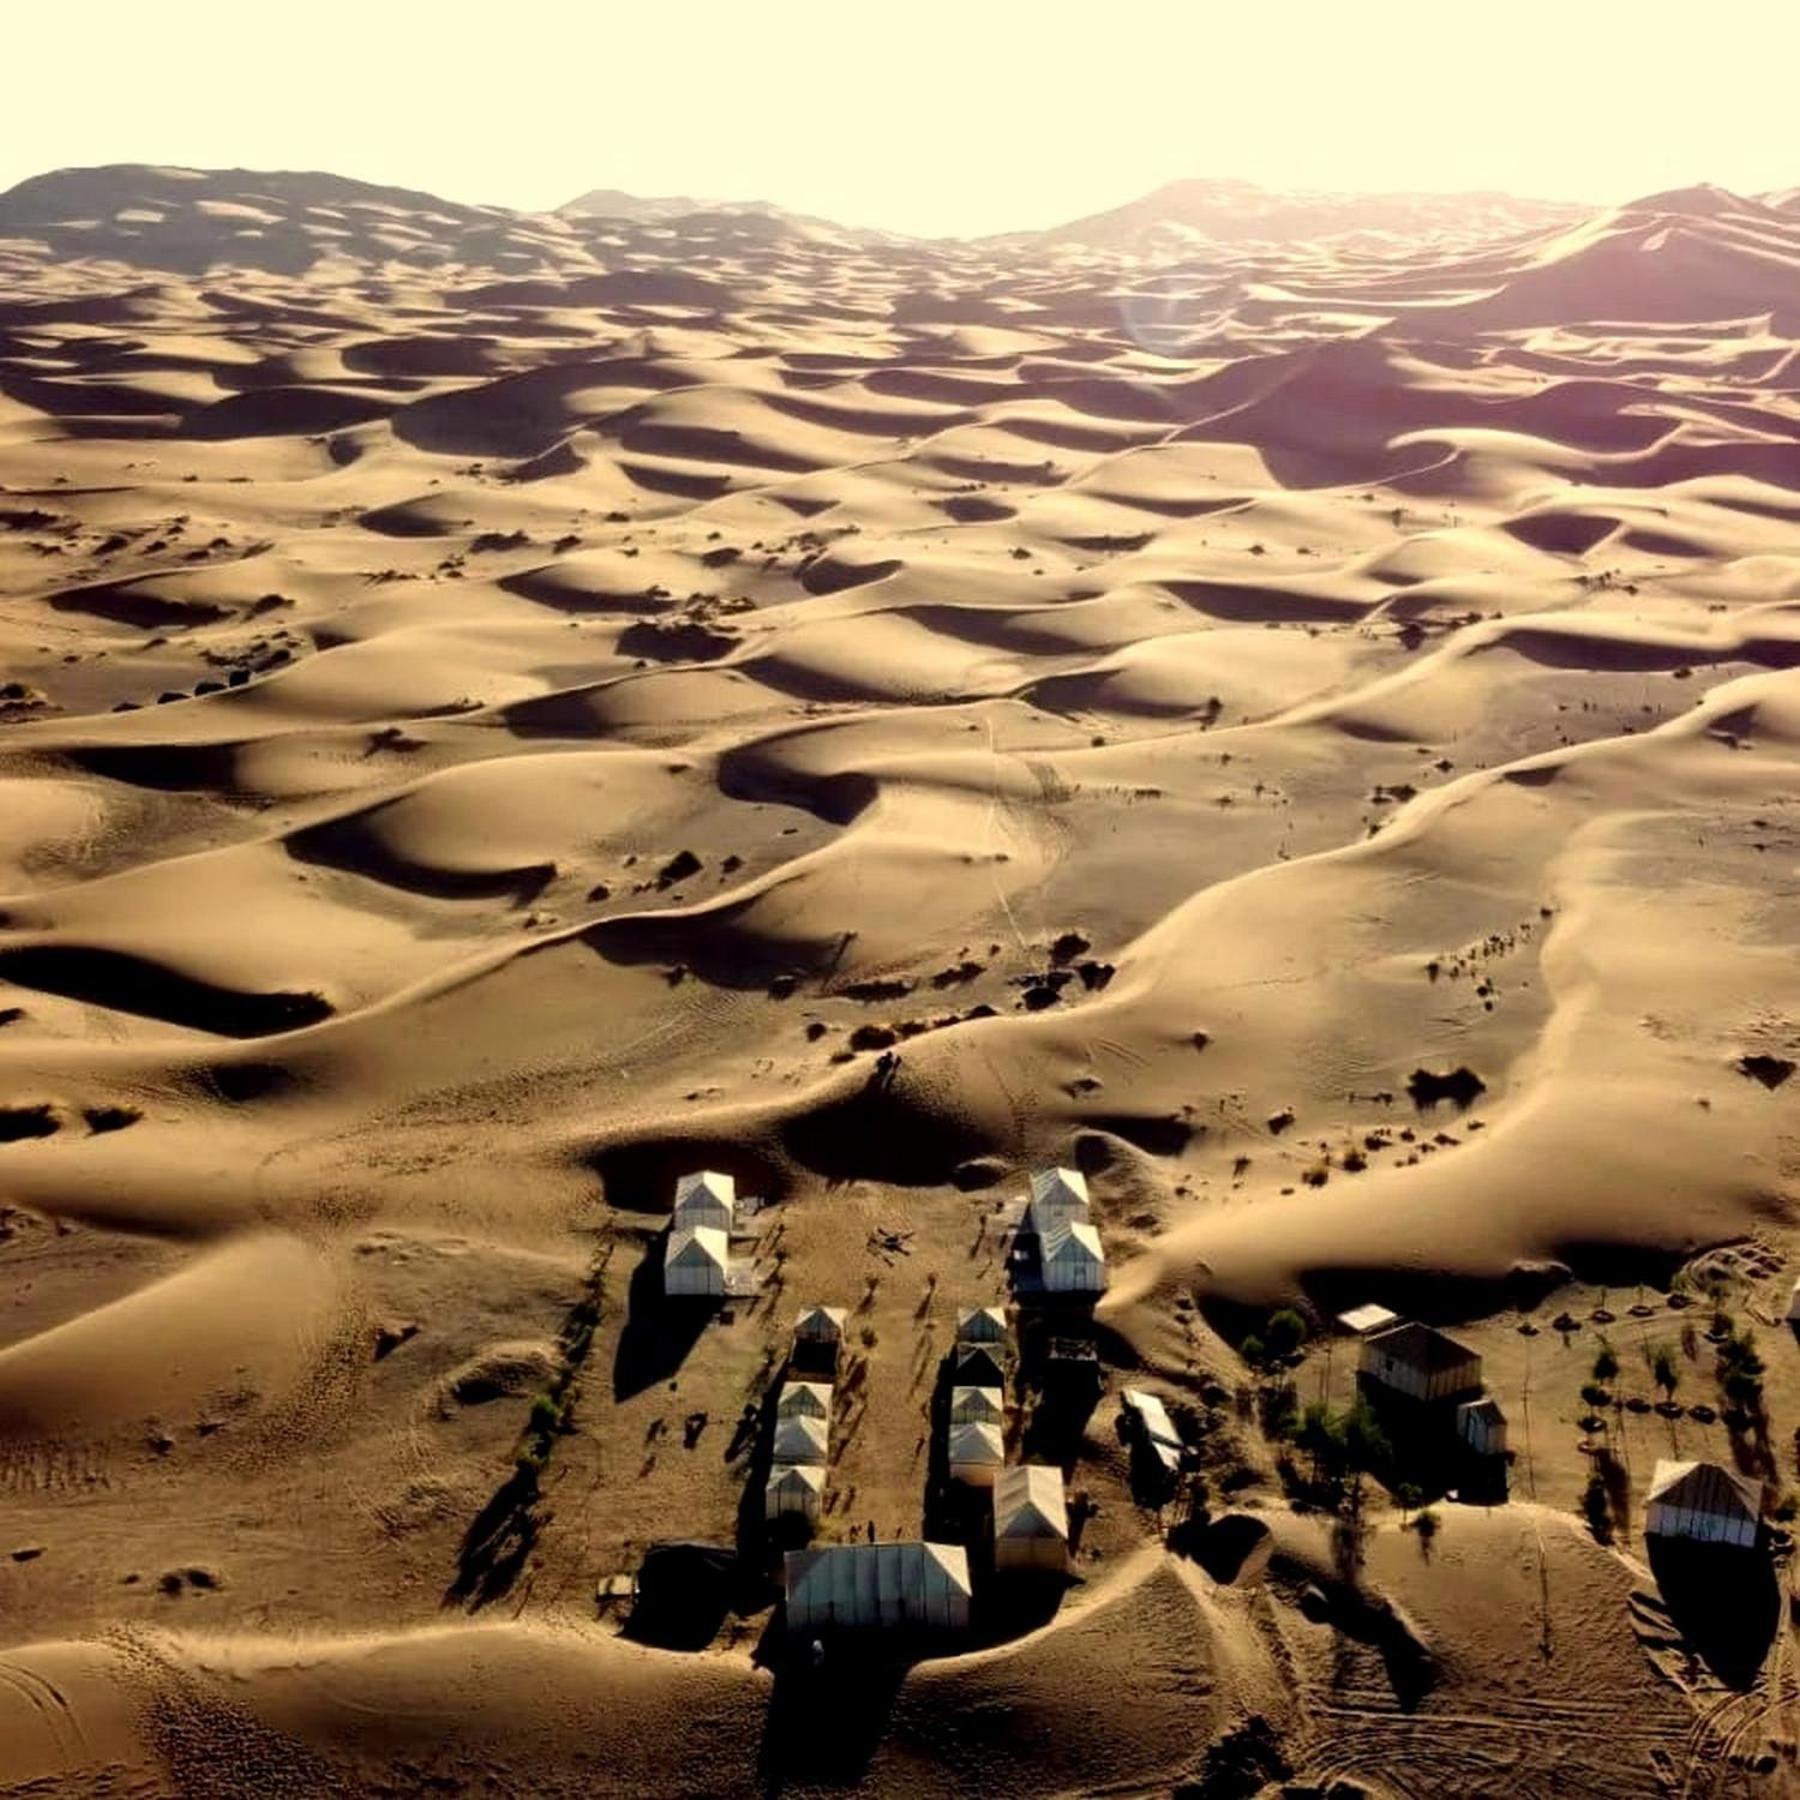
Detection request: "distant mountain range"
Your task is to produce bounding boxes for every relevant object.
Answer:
[0,165,1794,311]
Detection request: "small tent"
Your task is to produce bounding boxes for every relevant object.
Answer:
[1457,1395,1507,1457]
[1028,1166,1090,1234]
[664,1225,728,1298]
[1786,1280,1800,1324]
[771,1414,829,1467]
[793,1304,847,1348]
[1336,1302,1399,1337]
[1646,1459,1760,1548]
[993,1464,1069,1574]
[784,1541,972,1632]
[776,1381,833,1423]
[766,1462,825,1524]
[956,1304,1009,1347]
[949,1384,1005,1426]
[673,1170,735,1233]
[1040,1219,1107,1294]
[947,1420,1004,1487]
[954,1343,1006,1391]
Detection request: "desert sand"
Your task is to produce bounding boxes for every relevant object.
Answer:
[1,163,1798,1795]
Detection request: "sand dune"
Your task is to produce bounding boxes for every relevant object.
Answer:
[2,162,1798,1793]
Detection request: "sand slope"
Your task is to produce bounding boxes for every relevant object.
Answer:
[2,164,1797,1794]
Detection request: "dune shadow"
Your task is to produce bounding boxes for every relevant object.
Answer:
[1647,1538,1779,1689]
[756,1627,911,1793]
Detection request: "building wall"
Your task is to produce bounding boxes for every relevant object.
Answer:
[1042,1254,1104,1294]
[665,1259,725,1297]
[1646,1500,1758,1547]
[996,1533,1067,1574]
[1361,1346,1480,1403]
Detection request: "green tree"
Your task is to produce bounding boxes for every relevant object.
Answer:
[1265,1308,1308,1361]
[1651,1345,1679,1402]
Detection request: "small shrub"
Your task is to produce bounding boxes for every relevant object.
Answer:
[1592,1342,1620,1384]
[1264,1308,1308,1360]
[1583,1470,1613,1543]
[1414,1508,1440,1544]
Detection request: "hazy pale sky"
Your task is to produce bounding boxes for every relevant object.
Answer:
[5,2,1794,235]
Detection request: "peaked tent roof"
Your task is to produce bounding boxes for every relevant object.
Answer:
[777,1381,833,1419]
[675,1169,735,1213]
[784,1541,972,1629]
[994,1463,1068,1541]
[950,1384,1005,1423]
[1030,1166,1089,1214]
[1648,1458,1760,1519]
[947,1420,1004,1466]
[794,1304,847,1336]
[771,1414,829,1465]
[956,1304,1008,1342]
[767,1462,825,1497]
[1041,1219,1105,1263]
[667,1225,728,1270]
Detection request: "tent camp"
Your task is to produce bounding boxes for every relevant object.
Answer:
[1039,1219,1107,1294]
[1122,1388,1184,1475]
[793,1305,847,1349]
[947,1419,1004,1487]
[1358,1321,1481,1404]
[664,1225,728,1298]
[949,1384,1005,1426]
[673,1170,735,1233]
[765,1462,825,1524]
[993,1464,1069,1574]
[1028,1166,1090,1233]
[956,1304,1009,1347]
[1646,1459,1761,1548]
[771,1414,829,1466]
[784,1541,972,1632]
[776,1381,833,1423]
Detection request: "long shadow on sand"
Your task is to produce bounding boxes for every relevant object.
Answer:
[612,1233,718,1402]
[1647,1538,1780,1689]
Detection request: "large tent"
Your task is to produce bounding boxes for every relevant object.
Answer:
[784,1542,972,1632]
[765,1462,825,1524]
[771,1414,829,1466]
[1039,1219,1107,1294]
[673,1170,736,1233]
[1358,1321,1482,1404]
[947,1420,1004,1487]
[993,1464,1069,1574]
[664,1225,728,1298]
[1646,1459,1761,1547]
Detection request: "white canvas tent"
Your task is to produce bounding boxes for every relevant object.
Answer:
[1028,1166,1089,1234]
[1787,1280,1800,1324]
[947,1419,1004,1487]
[1646,1459,1761,1548]
[673,1170,735,1233]
[1123,1388,1183,1475]
[956,1304,1009,1346]
[994,1464,1069,1574]
[766,1462,824,1523]
[793,1304,847,1347]
[776,1381,833,1422]
[771,1414,829,1466]
[1040,1219,1107,1294]
[664,1225,728,1297]
[785,1541,972,1632]
[949,1384,1005,1426]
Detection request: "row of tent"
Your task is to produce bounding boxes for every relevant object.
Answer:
[1022,1167,1108,1294]
[665,1170,737,1297]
